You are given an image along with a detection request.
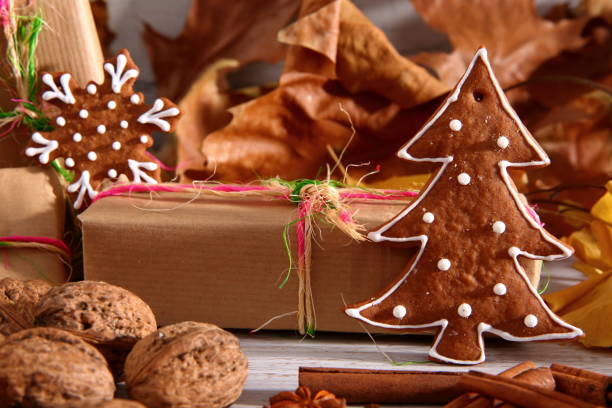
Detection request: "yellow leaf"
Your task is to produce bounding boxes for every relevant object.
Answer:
[544,271,612,348]
[572,261,604,278]
[591,220,612,268]
[567,228,607,269]
[367,174,430,190]
[591,182,612,223]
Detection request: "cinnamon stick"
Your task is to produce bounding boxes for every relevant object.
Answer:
[459,371,602,408]
[496,368,555,408]
[299,367,463,404]
[444,361,536,408]
[550,363,611,406]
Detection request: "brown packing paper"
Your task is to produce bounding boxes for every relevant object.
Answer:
[0,167,68,283]
[36,0,104,85]
[0,0,103,168]
[80,192,542,332]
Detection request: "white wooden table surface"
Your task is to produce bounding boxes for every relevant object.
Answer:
[234,259,612,407]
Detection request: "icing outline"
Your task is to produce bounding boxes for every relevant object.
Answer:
[345,47,582,365]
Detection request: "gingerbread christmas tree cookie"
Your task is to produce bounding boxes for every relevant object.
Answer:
[25,49,181,209]
[345,47,582,365]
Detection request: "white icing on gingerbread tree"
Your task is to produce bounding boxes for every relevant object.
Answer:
[344,48,582,365]
[25,49,181,209]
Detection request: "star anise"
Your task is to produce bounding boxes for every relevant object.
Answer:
[268,386,346,408]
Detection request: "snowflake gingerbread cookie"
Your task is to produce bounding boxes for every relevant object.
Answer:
[344,47,583,365]
[26,49,181,209]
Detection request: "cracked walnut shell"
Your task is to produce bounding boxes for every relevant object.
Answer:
[0,327,115,407]
[0,278,52,337]
[125,321,248,408]
[34,281,157,377]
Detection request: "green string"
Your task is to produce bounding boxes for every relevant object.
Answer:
[279,218,300,289]
[50,160,74,183]
[391,360,435,366]
[537,263,552,295]
[24,15,44,102]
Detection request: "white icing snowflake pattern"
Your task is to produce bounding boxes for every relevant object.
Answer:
[25,49,181,210]
[137,98,181,132]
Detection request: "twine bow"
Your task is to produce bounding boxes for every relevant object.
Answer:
[290,180,367,335]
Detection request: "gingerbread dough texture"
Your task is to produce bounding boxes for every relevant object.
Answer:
[0,327,115,407]
[125,321,248,408]
[345,47,582,364]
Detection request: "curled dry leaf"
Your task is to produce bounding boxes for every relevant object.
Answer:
[176,60,276,182]
[279,0,448,107]
[525,18,612,108]
[197,72,441,183]
[143,0,299,100]
[522,90,612,237]
[410,0,589,88]
[192,0,447,182]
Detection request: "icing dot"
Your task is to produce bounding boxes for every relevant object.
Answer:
[493,283,507,296]
[457,173,471,185]
[449,119,462,131]
[524,314,538,328]
[120,120,129,129]
[112,141,121,151]
[457,303,472,318]
[130,94,140,104]
[86,84,97,95]
[107,100,117,110]
[64,158,75,168]
[72,133,82,142]
[139,135,149,144]
[107,169,118,178]
[79,109,89,119]
[437,258,451,271]
[492,221,506,234]
[56,116,66,127]
[422,212,435,224]
[497,136,509,149]
[508,246,521,257]
[87,151,97,161]
[392,305,407,319]
[97,125,106,134]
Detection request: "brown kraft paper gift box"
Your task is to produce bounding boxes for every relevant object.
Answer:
[79,191,542,332]
[0,0,103,168]
[0,167,68,283]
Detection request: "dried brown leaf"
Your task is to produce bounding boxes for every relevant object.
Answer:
[90,0,115,58]
[525,20,612,108]
[176,60,274,182]
[143,0,299,100]
[279,0,448,107]
[524,91,612,236]
[411,0,589,88]
[188,0,447,182]
[196,72,439,182]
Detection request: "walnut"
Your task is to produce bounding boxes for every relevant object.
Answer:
[0,327,115,407]
[125,321,248,408]
[34,280,157,378]
[0,278,52,336]
[268,386,346,408]
[67,399,147,408]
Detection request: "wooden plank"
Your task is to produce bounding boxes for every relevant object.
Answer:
[234,261,611,407]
